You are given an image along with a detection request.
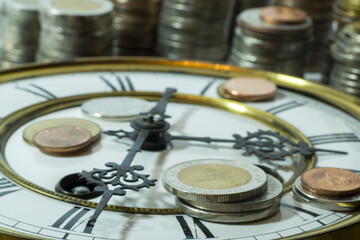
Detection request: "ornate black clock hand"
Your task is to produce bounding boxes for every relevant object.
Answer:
[81,129,155,232]
[80,88,176,232]
[170,130,347,160]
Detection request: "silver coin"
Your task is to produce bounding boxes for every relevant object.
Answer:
[176,198,280,223]
[292,176,360,211]
[162,159,268,203]
[182,175,282,212]
[81,97,154,120]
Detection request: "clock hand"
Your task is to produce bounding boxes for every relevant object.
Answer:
[140,87,176,120]
[81,129,155,232]
[170,130,347,160]
[81,88,176,231]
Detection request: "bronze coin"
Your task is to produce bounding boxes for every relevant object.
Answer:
[33,126,92,153]
[222,77,277,101]
[301,168,360,197]
[260,6,307,25]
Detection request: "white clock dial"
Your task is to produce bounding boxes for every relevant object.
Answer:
[0,58,359,240]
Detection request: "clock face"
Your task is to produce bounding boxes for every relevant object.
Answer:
[0,58,359,240]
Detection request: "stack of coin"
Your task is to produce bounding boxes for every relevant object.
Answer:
[293,167,360,211]
[163,159,283,223]
[276,0,335,76]
[329,21,360,97]
[217,77,278,102]
[36,0,114,62]
[156,0,235,62]
[0,0,40,69]
[333,0,360,34]
[23,118,101,154]
[228,6,312,77]
[111,0,162,56]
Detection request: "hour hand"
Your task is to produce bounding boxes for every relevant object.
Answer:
[170,130,347,160]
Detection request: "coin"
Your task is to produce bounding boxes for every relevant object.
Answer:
[182,175,282,212]
[218,77,277,101]
[260,6,307,25]
[300,167,360,197]
[81,97,154,120]
[176,198,280,223]
[33,126,92,153]
[292,175,360,211]
[162,159,267,202]
[23,118,101,145]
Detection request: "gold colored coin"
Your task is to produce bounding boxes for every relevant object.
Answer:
[33,126,92,153]
[219,77,277,101]
[178,164,252,190]
[301,168,360,197]
[260,6,307,25]
[23,118,101,145]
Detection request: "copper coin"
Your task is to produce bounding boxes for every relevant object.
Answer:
[260,6,307,25]
[222,77,277,101]
[301,168,360,197]
[33,126,92,153]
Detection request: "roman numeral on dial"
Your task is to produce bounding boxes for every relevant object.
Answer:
[52,206,94,234]
[100,75,135,91]
[266,101,306,115]
[308,133,360,145]
[15,83,57,100]
[0,178,20,197]
[176,216,215,239]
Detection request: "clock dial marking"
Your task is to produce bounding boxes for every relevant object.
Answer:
[0,178,20,197]
[100,75,135,92]
[282,203,321,218]
[52,206,92,233]
[308,133,360,145]
[176,216,215,239]
[15,83,57,100]
[200,79,217,96]
[266,101,306,115]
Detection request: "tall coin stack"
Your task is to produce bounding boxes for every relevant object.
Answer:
[330,21,360,97]
[0,0,40,69]
[111,0,162,56]
[163,160,283,223]
[228,6,312,77]
[37,0,114,62]
[276,0,336,79]
[156,0,235,62]
[333,0,360,33]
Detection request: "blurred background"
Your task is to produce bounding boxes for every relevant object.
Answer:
[0,0,359,96]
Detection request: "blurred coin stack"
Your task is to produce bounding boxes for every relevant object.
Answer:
[333,0,360,33]
[228,6,312,77]
[329,21,360,97]
[0,0,40,69]
[276,0,335,79]
[156,0,235,62]
[111,0,162,56]
[37,0,114,62]
[163,160,283,223]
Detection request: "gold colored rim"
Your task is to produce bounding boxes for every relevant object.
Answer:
[0,57,359,240]
[0,91,312,213]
